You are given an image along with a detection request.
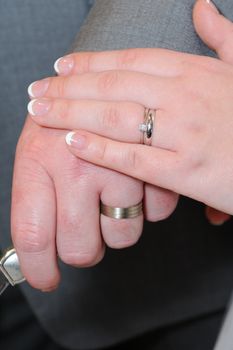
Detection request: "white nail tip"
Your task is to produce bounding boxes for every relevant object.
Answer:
[54,57,61,73]
[27,100,36,115]
[28,82,35,97]
[65,131,75,146]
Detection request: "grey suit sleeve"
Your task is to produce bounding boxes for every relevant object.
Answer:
[71,0,216,54]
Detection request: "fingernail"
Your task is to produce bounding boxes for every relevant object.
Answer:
[27,98,51,116]
[206,0,219,13]
[65,131,87,150]
[28,78,50,98]
[54,55,74,75]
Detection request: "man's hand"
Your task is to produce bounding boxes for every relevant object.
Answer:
[12,115,148,290]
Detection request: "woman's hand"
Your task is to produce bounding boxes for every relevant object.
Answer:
[27,0,233,216]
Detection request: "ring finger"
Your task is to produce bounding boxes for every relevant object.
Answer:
[29,99,179,222]
[28,99,177,150]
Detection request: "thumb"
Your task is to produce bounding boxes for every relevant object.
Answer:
[193,0,233,63]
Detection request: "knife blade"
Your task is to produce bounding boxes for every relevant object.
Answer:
[0,248,25,296]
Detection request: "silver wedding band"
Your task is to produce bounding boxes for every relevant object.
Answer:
[100,201,143,219]
[139,108,155,146]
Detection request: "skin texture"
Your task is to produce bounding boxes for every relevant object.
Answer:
[30,1,233,215]
[11,0,231,291]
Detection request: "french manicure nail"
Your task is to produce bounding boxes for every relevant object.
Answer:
[65,131,87,149]
[54,55,74,75]
[28,78,50,98]
[27,98,51,116]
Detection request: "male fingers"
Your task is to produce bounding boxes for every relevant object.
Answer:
[100,171,144,248]
[144,185,179,222]
[11,143,59,291]
[54,163,105,267]
[52,133,144,259]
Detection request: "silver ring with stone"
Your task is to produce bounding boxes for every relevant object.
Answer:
[139,108,155,146]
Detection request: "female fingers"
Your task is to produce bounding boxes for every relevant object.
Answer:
[28,99,177,150]
[54,48,185,77]
[65,130,179,192]
[28,70,177,109]
[28,99,145,143]
[193,0,233,64]
[53,48,216,77]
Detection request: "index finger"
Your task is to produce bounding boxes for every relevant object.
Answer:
[54,48,211,77]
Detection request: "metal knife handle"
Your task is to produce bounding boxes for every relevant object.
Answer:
[0,248,25,286]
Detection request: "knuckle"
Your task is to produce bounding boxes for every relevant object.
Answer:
[14,149,52,189]
[55,99,70,121]
[13,222,50,253]
[60,156,94,181]
[124,148,138,170]
[96,140,109,162]
[117,49,139,68]
[180,59,196,74]
[16,132,43,157]
[97,71,119,95]
[77,52,95,73]
[178,147,205,183]
[101,103,120,130]
[54,77,68,98]
[57,215,103,267]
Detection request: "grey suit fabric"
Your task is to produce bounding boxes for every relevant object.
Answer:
[1,1,233,349]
